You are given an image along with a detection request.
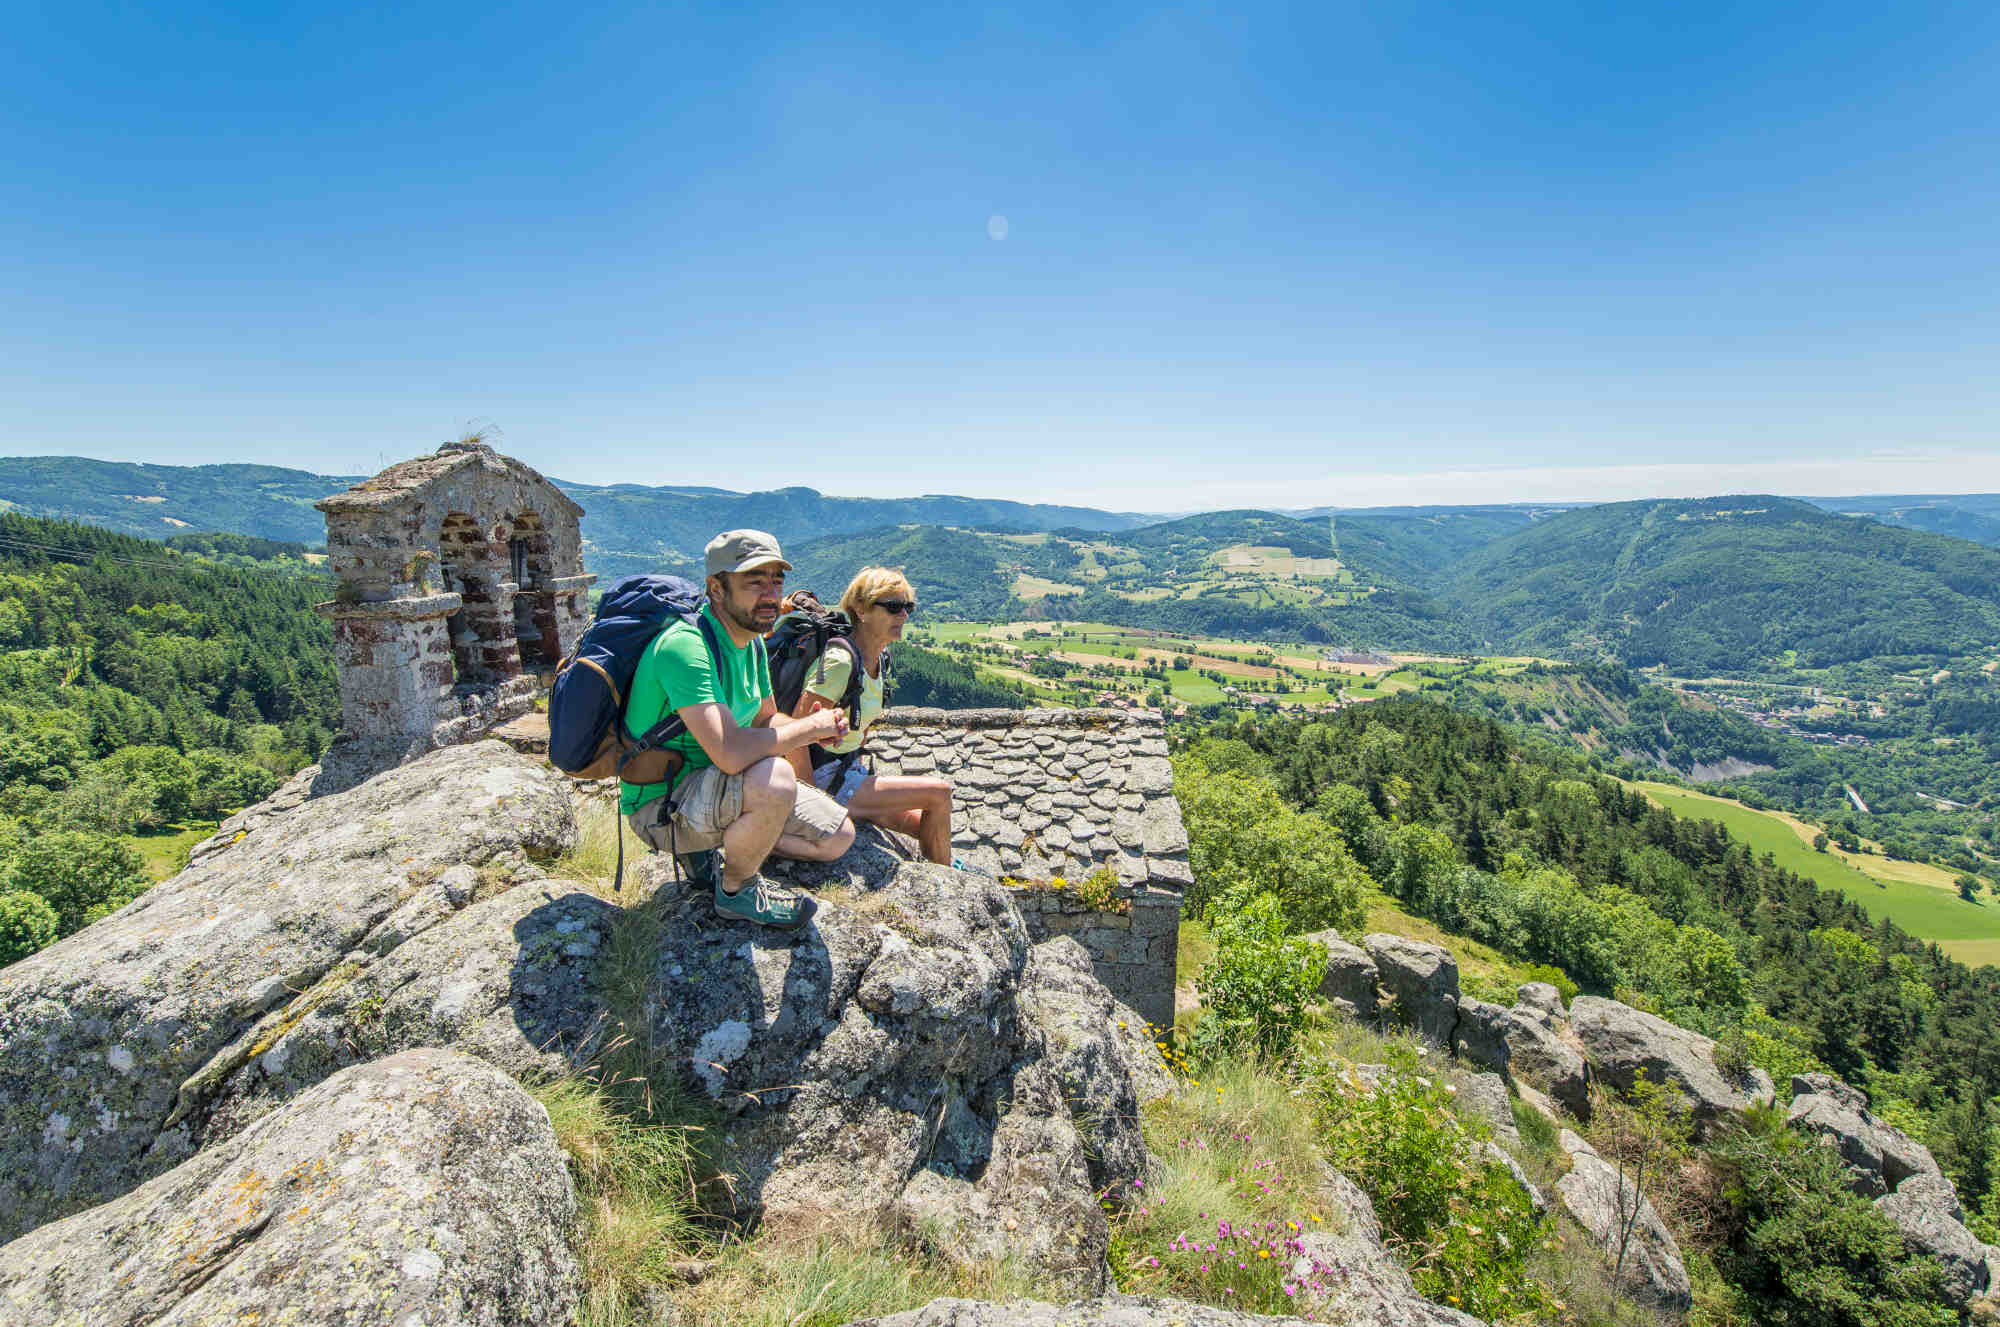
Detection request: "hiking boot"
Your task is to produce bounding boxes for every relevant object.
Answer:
[677,848,722,892]
[951,856,994,878]
[713,874,817,930]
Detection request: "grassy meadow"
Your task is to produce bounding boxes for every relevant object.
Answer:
[1631,781,2000,964]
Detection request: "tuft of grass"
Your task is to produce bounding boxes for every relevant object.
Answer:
[551,801,634,902]
[1110,1055,1340,1315]
[679,1227,1041,1327]
[532,1076,707,1327]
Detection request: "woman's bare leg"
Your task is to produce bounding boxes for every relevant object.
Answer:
[845,774,955,864]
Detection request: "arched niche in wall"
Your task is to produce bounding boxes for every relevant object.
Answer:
[509,510,560,669]
[438,512,490,686]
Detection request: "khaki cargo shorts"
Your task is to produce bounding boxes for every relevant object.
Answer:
[627,762,848,855]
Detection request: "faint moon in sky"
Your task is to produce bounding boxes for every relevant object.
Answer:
[987,215,1009,241]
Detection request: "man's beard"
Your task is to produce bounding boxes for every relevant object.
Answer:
[716,594,776,635]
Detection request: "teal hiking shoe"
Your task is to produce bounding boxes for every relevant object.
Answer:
[713,875,818,931]
[678,849,722,892]
[951,856,994,878]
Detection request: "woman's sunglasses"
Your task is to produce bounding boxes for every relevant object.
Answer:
[875,600,917,616]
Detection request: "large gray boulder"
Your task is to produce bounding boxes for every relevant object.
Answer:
[1569,996,1774,1135]
[1363,934,1458,1046]
[1500,1005,1591,1118]
[189,879,619,1147]
[1516,982,1565,1021]
[1554,1130,1692,1314]
[1879,1185,1990,1306]
[1452,998,1512,1074]
[1301,928,1380,1021]
[1786,1079,1944,1199]
[0,741,576,1240]
[0,1049,578,1325]
[639,854,1167,1295]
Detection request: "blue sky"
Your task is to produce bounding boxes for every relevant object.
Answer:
[3,2,1997,509]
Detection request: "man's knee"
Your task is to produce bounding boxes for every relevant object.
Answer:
[741,756,797,808]
[923,778,954,813]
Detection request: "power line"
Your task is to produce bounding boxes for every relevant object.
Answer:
[0,533,330,583]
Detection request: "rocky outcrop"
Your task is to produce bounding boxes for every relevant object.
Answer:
[2,739,1178,1300]
[1785,1080,1942,1198]
[1569,996,1773,1135]
[638,857,1165,1294]
[0,740,577,1241]
[1301,928,1380,1021]
[1879,1186,1990,1304]
[0,1049,578,1325]
[1783,1072,1995,1307]
[1363,934,1458,1046]
[1554,1129,1692,1314]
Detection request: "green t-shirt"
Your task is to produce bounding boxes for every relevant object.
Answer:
[618,605,771,815]
[803,641,886,757]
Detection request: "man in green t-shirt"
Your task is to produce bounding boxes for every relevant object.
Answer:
[623,530,853,929]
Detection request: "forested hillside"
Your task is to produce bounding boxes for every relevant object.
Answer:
[1448,496,2000,671]
[1182,697,2000,1236]
[787,509,1477,649]
[0,459,354,543]
[0,514,340,963]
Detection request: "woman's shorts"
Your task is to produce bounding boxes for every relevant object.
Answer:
[811,757,870,808]
[626,762,847,854]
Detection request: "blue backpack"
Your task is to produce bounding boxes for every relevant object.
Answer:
[547,575,721,784]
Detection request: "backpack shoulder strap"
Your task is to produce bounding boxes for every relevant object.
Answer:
[627,611,725,752]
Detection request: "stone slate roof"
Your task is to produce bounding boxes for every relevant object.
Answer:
[864,706,1190,894]
[316,441,582,517]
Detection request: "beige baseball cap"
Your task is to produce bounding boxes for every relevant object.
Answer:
[704,529,791,577]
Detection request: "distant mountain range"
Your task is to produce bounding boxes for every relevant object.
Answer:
[0,456,1150,566]
[5,456,1999,673]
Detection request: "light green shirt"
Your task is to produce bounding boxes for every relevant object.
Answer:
[618,605,770,815]
[804,641,885,756]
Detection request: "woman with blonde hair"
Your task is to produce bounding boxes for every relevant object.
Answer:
[783,567,958,865]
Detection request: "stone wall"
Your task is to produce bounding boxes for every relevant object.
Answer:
[865,706,1188,1031]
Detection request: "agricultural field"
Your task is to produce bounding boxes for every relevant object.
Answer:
[906,619,1446,714]
[1630,781,2000,964]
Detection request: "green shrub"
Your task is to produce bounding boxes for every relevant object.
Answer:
[0,889,58,965]
[1309,1062,1553,1321]
[1188,889,1325,1063]
[1710,1114,1955,1326]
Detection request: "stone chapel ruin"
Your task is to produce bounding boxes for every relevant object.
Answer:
[312,440,595,790]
